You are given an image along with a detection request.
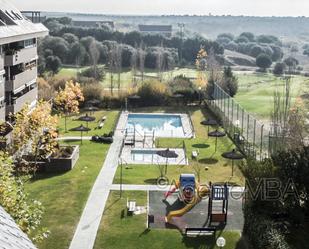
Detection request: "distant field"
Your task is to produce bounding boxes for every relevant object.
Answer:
[56,67,309,120]
[235,72,309,119]
[56,66,198,89]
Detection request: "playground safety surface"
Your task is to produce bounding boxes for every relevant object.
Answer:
[148,190,244,231]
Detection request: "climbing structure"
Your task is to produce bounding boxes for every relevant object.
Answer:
[208,182,229,224]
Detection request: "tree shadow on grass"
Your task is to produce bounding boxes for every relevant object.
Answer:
[30,171,68,182]
[192,144,210,149]
[198,158,218,164]
[139,228,151,237]
[144,178,158,184]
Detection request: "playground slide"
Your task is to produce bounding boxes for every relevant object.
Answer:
[165,195,201,223]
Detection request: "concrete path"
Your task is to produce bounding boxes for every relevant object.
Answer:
[69,113,127,249]
[110,184,171,192]
[57,136,92,141]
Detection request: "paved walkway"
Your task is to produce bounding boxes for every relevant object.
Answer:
[69,113,127,249]
[57,136,92,141]
[110,184,245,193]
[110,184,171,191]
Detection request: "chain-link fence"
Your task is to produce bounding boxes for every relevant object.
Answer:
[206,83,270,160]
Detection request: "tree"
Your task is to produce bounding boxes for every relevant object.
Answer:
[10,101,58,173]
[273,62,286,75]
[156,45,164,82]
[54,81,84,132]
[138,43,146,84]
[221,66,238,97]
[115,44,122,91]
[89,40,100,79]
[303,49,309,56]
[63,33,79,44]
[284,57,299,73]
[0,152,49,242]
[256,53,272,71]
[45,55,62,75]
[130,45,138,86]
[239,32,255,42]
[42,36,69,62]
[195,47,208,87]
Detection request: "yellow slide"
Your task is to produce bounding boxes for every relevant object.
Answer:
[165,186,209,223]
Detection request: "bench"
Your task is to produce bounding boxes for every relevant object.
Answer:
[185,227,216,237]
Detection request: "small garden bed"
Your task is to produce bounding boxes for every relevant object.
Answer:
[41,145,80,173]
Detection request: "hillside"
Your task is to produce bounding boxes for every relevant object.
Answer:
[43,12,309,40]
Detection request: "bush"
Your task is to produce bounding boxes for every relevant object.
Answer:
[244,206,291,249]
[82,83,104,103]
[78,66,105,81]
[137,80,167,106]
[168,75,198,103]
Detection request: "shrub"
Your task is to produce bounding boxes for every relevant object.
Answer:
[137,80,167,106]
[82,83,104,103]
[244,206,291,249]
[78,66,105,81]
[168,75,198,103]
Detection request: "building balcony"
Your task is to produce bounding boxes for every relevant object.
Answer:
[4,46,37,66]
[0,54,4,70]
[0,104,5,122]
[6,87,37,115]
[6,67,37,92]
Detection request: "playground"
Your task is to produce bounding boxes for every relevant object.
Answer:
[148,186,244,231]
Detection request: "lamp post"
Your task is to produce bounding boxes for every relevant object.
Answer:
[216,236,226,249]
[198,86,202,105]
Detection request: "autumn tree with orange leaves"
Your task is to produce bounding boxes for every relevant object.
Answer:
[54,80,84,132]
[12,101,59,173]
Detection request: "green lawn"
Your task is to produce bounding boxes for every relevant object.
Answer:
[25,110,118,249]
[94,191,248,249]
[26,140,110,249]
[114,106,244,186]
[57,66,309,120]
[56,66,198,90]
[235,72,309,119]
[57,109,119,137]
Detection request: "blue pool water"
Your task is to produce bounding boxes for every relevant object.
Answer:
[131,149,178,163]
[126,113,184,137]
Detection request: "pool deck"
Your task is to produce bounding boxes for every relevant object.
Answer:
[121,147,188,165]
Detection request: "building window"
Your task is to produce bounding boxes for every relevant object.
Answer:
[24,39,36,48]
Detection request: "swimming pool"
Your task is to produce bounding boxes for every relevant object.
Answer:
[126,113,185,137]
[131,149,178,164]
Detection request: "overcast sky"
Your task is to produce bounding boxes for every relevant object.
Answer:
[10,0,309,17]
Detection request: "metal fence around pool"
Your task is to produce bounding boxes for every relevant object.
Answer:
[206,83,270,160]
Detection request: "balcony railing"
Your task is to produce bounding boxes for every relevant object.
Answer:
[4,46,37,66]
[0,54,4,70]
[6,67,37,92]
[7,87,37,115]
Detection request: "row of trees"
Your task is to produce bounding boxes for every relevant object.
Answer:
[39,17,224,75]
[216,32,284,61]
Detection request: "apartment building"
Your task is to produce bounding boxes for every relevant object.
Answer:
[0,0,48,123]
